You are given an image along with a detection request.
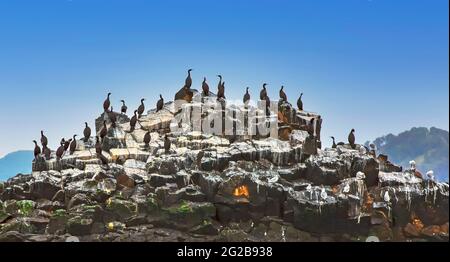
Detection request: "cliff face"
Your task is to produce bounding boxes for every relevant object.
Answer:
[0,97,448,242]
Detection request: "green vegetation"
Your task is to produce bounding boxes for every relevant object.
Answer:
[16,200,34,216]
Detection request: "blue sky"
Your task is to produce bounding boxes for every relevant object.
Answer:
[0,0,448,157]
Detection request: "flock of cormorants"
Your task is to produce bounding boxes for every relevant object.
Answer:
[32,69,357,167]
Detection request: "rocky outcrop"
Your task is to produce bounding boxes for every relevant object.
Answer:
[0,98,448,242]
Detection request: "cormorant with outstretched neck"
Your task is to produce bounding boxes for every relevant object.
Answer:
[120,100,127,114]
[164,135,171,154]
[279,86,287,102]
[348,129,356,149]
[330,136,337,149]
[40,131,48,148]
[108,107,117,128]
[69,135,77,155]
[56,140,65,161]
[217,81,225,100]
[202,77,209,96]
[143,130,151,148]
[99,120,108,141]
[103,92,111,112]
[184,69,193,89]
[137,98,145,118]
[243,87,250,104]
[129,110,138,132]
[95,136,102,155]
[156,95,164,112]
[33,140,41,160]
[297,93,303,111]
[260,83,268,100]
[83,122,91,142]
[217,75,223,93]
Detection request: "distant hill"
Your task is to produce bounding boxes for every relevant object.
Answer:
[0,150,33,181]
[366,127,449,182]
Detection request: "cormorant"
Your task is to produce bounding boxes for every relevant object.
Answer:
[156,95,164,112]
[164,135,171,154]
[83,122,91,142]
[56,141,65,161]
[217,75,223,93]
[143,130,151,148]
[97,152,109,167]
[331,136,337,149]
[95,136,102,155]
[129,110,138,132]
[348,129,356,149]
[243,87,250,104]
[69,135,77,155]
[99,120,108,141]
[103,92,111,112]
[137,98,145,118]
[202,77,209,96]
[63,139,71,152]
[279,86,287,102]
[184,69,193,89]
[40,131,48,148]
[33,140,41,160]
[120,100,127,114]
[260,83,268,100]
[297,93,303,111]
[217,81,225,100]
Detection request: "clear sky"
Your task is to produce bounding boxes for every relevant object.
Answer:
[0,0,448,157]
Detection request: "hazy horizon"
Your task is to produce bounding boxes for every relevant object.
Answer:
[0,0,448,157]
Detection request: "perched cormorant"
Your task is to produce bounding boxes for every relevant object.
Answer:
[164,135,171,154]
[156,95,164,112]
[217,75,223,93]
[260,83,268,100]
[297,93,303,111]
[129,110,138,132]
[97,152,109,166]
[243,87,250,104]
[279,86,287,102]
[103,92,111,112]
[143,130,151,148]
[63,139,72,152]
[83,122,91,142]
[348,129,356,149]
[184,69,193,89]
[33,140,41,160]
[137,98,145,118]
[95,136,102,155]
[120,100,127,115]
[265,95,271,116]
[69,135,77,155]
[56,141,65,161]
[202,77,209,96]
[331,136,337,149]
[40,130,48,148]
[99,120,108,141]
[217,81,225,100]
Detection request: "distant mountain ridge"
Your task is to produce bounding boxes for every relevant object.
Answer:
[0,150,33,181]
[366,127,449,182]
